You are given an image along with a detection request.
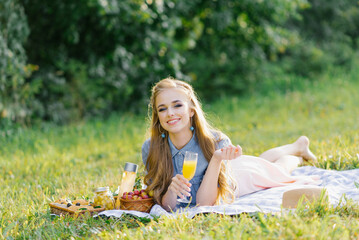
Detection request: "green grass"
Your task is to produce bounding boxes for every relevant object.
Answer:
[1,64,359,239]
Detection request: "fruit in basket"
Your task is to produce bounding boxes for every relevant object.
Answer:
[148,190,154,197]
[121,189,152,200]
[119,189,155,213]
[122,192,128,199]
[140,192,149,199]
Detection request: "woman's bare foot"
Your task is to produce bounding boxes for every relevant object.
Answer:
[294,136,317,163]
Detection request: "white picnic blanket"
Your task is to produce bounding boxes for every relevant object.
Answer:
[98,166,359,219]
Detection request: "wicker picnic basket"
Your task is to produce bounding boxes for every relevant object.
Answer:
[115,196,155,213]
[49,202,105,218]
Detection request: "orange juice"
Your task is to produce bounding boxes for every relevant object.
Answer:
[182,161,197,180]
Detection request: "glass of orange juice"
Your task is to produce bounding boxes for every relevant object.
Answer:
[177,151,198,204]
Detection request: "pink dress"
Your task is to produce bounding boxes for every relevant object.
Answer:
[228,155,321,197]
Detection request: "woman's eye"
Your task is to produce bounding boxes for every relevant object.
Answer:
[174,104,183,108]
[158,108,166,112]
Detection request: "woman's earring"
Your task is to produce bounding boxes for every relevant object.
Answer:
[190,117,194,131]
[159,124,166,138]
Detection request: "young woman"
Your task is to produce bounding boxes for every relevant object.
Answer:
[141,78,319,211]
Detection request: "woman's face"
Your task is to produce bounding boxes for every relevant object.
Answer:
[155,88,194,136]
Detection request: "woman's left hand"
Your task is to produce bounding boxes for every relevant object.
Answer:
[213,144,242,162]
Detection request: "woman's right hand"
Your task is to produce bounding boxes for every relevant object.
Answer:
[213,144,242,163]
[168,174,192,200]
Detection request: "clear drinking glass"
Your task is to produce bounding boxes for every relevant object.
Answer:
[177,151,198,204]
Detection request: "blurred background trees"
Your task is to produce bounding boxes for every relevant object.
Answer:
[0,0,30,125]
[1,0,358,125]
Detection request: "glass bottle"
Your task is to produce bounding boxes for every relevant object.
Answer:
[115,162,138,209]
[93,186,114,210]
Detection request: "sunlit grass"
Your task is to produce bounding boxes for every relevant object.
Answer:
[210,66,359,169]
[1,65,359,238]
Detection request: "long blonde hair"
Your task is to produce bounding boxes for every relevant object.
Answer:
[144,77,235,205]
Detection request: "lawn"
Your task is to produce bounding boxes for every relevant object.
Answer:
[1,64,359,239]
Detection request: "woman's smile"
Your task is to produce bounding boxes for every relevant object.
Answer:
[167,118,181,125]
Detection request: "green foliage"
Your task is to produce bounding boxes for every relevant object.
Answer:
[0,0,32,126]
[20,0,192,123]
[0,0,317,123]
[295,0,359,45]
[1,0,359,124]
[279,41,329,77]
[182,0,308,100]
[281,0,359,76]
